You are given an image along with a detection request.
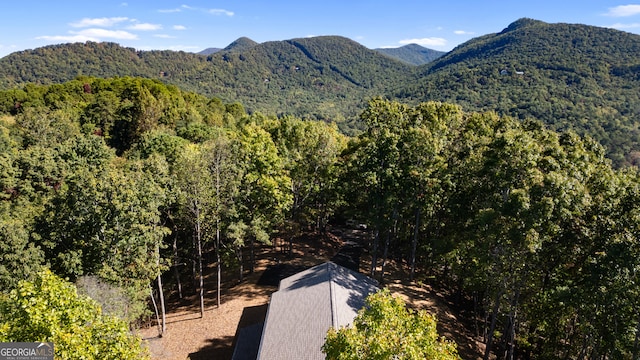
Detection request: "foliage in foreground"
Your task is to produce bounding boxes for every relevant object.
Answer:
[0,270,149,360]
[323,289,460,360]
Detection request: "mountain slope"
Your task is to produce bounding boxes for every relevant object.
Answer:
[197,47,222,55]
[375,44,445,65]
[0,37,412,132]
[222,37,258,52]
[195,36,412,127]
[3,21,640,164]
[396,18,640,166]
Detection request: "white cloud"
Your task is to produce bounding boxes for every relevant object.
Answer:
[120,2,128,6]
[208,8,234,16]
[76,28,136,39]
[160,5,234,16]
[399,37,447,47]
[67,28,138,40]
[154,34,176,39]
[70,17,130,28]
[605,4,640,17]
[37,34,100,42]
[127,23,162,31]
[159,8,182,13]
[173,25,187,30]
[454,30,475,35]
[166,45,200,51]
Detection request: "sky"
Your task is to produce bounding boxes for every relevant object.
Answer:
[1,1,640,58]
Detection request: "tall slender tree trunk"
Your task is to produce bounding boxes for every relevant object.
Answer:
[380,230,390,283]
[215,162,222,308]
[484,289,504,360]
[249,237,255,274]
[196,214,204,318]
[381,206,398,283]
[192,244,198,292]
[370,227,379,278]
[237,247,244,282]
[633,316,640,360]
[505,288,520,360]
[473,291,480,338]
[155,240,166,335]
[216,221,221,308]
[157,274,166,335]
[150,285,161,336]
[172,233,182,299]
[410,207,421,281]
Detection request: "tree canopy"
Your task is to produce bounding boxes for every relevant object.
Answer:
[323,289,460,360]
[0,270,149,360]
[0,74,639,358]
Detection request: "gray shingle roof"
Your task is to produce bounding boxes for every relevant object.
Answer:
[257,262,378,360]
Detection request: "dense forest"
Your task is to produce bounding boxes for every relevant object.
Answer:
[0,76,639,358]
[2,17,640,359]
[398,18,640,167]
[0,36,413,134]
[2,19,640,166]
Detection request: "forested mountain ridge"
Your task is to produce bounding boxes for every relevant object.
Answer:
[222,36,259,52]
[399,18,640,166]
[3,19,640,164]
[375,43,446,65]
[197,47,221,55]
[0,36,413,133]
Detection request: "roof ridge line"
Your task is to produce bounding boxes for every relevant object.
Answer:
[328,262,339,329]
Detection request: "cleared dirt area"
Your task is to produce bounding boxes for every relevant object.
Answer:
[139,228,484,359]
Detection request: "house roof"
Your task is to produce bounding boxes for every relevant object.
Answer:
[256,262,379,360]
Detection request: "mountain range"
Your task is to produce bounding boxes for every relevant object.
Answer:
[1,18,640,166]
[375,44,445,65]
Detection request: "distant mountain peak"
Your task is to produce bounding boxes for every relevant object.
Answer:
[198,47,221,55]
[223,37,258,52]
[375,44,445,66]
[501,18,545,33]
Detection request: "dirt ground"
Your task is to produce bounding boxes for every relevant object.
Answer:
[139,228,484,359]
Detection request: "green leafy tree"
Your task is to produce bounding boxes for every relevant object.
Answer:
[0,212,44,289]
[37,136,169,323]
[265,116,347,231]
[231,122,292,277]
[0,270,149,360]
[323,289,460,360]
[346,98,408,279]
[174,143,215,317]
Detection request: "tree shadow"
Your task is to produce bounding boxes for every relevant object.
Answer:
[230,304,269,360]
[188,335,235,360]
[330,240,362,272]
[256,263,309,287]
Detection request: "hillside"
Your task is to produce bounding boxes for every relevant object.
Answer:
[375,44,445,65]
[3,20,640,164]
[197,47,222,55]
[222,36,258,52]
[398,18,640,166]
[0,37,411,133]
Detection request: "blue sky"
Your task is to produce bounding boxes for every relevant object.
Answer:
[1,1,639,58]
